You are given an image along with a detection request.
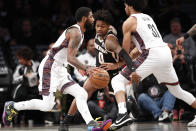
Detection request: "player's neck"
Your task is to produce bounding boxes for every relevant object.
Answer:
[130,10,141,15]
[77,22,85,34]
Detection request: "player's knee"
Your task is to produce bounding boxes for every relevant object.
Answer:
[40,101,55,112]
[111,74,125,94]
[76,87,88,101]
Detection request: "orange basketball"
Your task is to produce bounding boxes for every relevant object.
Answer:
[89,68,110,89]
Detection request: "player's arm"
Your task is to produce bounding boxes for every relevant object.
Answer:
[121,18,137,72]
[176,24,196,46]
[187,24,196,36]
[108,25,117,36]
[99,35,125,70]
[67,28,89,71]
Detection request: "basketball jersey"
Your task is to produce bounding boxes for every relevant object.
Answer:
[48,24,84,66]
[131,13,167,52]
[94,31,120,77]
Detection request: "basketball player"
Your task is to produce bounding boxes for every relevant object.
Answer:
[63,9,139,127]
[109,0,196,130]
[2,7,104,130]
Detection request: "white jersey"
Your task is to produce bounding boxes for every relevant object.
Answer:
[48,24,84,66]
[131,13,167,52]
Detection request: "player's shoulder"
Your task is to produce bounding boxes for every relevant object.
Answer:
[123,16,137,29]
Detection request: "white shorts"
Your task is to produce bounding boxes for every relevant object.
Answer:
[136,46,178,84]
[38,55,75,95]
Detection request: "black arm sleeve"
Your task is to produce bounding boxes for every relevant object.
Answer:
[119,49,134,72]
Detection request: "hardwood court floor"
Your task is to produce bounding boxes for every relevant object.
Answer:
[1,121,196,131]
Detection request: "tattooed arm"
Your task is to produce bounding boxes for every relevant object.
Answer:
[176,24,196,46]
[187,24,196,36]
[67,28,89,71]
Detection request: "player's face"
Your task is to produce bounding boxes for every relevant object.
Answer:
[124,3,130,16]
[95,20,109,38]
[84,11,94,30]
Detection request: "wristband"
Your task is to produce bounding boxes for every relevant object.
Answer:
[183,33,190,39]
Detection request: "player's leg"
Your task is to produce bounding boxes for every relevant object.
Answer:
[110,52,153,130]
[109,72,133,130]
[2,57,56,126]
[2,94,55,126]
[153,46,196,126]
[63,81,112,130]
[64,79,97,124]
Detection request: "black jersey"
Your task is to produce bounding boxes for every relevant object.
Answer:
[94,31,120,78]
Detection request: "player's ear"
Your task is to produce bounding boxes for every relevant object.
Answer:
[81,16,87,23]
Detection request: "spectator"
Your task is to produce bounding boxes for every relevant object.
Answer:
[13,19,36,49]
[73,38,96,86]
[12,47,40,102]
[156,0,192,33]
[12,47,41,125]
[168,44,194,121]
[137,75,176,122]
[163,18,196,59]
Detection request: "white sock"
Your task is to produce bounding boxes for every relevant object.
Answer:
[118,102,127,114]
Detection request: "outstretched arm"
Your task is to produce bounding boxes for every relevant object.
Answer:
[187,24,196,36]
[67,28,89,71]
[176,24,196,46]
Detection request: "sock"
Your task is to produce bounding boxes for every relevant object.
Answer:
[118,102,127,114]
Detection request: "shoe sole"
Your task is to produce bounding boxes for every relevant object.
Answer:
[102,119,112,130]
[2,101,11,126]
[91,119,112,131]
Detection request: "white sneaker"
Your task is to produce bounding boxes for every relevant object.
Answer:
[158,111,170,122]
[188,115,196,127]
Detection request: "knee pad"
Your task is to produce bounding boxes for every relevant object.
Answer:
[111,74,127,94]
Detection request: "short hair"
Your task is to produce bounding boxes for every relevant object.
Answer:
[75,7,92,22]
[16,47,33,60]
[123,0,148,12]
[170,17,181,25]
[94,9,113,25]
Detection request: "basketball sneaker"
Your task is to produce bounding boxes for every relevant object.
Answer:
[62,113,74,125]
[88,119,112,131]
[188,115,196,126]
[109,112,133,130]
[2,101,18,126]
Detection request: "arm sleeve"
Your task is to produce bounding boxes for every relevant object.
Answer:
[119,49,134,72]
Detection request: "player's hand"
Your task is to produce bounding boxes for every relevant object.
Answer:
[130,72,141,85]
[100,63,118,70]
[85,66,99,75]
[176,37,184,48]
[78,69,86,76]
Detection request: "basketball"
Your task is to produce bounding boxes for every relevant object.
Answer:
[89,68,110,89]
